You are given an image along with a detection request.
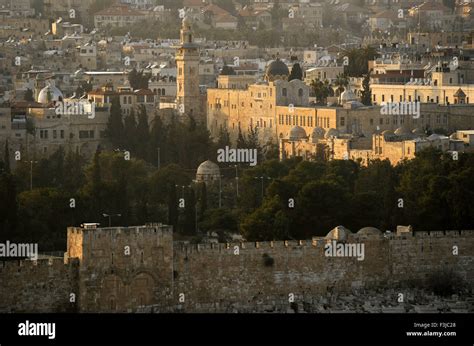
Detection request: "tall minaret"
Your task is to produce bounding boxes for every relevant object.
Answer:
[176,16,201,117]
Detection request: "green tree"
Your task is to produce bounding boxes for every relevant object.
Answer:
[183,187,196,235]
[136,105,150,160]
[237,125,246,148]
[0,172,18,240]
[288,62,303,81]
[361,73,372,106]
[334,73,349,98]
[168,183,178,232]
[216,126,231,149]
[344,46,378,77]
[106,96,124,148]
[123,108,137,152]
[3,139,10,174]
[310,79,333,105]
[199,182,207,218]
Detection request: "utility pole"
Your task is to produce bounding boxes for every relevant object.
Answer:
[232,164,239,198]
[254,176,272,202]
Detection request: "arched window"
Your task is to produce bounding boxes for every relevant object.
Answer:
[282,88,287,97]
[110,296,116,311]
[298,88,303,97]
[162,88,165,96]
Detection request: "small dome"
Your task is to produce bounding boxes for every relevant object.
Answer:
[357,227,382,237]
[37,84,63,104]
[196,160,220,182]
[394,127,410,136]
[340,89,357,102]
[325,226,352,242]
[265,58,289,81]
[289,126,307,141]
[427,133,443,141]
[412,128,424,136]
[311,127,326,143]
[325,128,339,139]
[381,130,395,140]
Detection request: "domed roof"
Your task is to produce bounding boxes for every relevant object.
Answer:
[311,127,326,142]
[340,88,357,102]
[394,127,410,136]
[196,160,220,183]
[325,226,352,241]
[265,58,289,81]
[289,126,307,141]
[357,227,382,237]
[381,130,395,140]
[325,128,339,139]
[37,84,63,104]
[412,128,424,136]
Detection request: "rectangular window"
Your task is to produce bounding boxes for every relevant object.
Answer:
[60,130,64,139]
[53,130,57,139]
[340,117,345,126]
[79,131,89,139]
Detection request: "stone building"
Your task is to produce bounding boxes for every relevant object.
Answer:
[207,60,309,143]
[280,127,466,166]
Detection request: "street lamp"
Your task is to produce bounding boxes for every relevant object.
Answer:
[102,213,121,227]
[254,176,272,202]
[231,164,239,198]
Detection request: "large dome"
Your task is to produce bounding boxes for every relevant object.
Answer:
[311,127,326,143]
[37,85,64,104]
[265,58,289,81]
[357,227,382,237]
[325,226,352,242]
[325,128,340,139]
[289,126,307,141]
[394,127,410,136]
[340,88,357,103]
[196,160,220,182]
[412,128,425,136]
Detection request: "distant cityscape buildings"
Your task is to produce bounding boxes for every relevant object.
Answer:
[0,0,473,170]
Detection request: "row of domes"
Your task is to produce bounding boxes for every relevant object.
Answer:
[325,226,382,241]
[289,126,340,142]
[288,126,431,142]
